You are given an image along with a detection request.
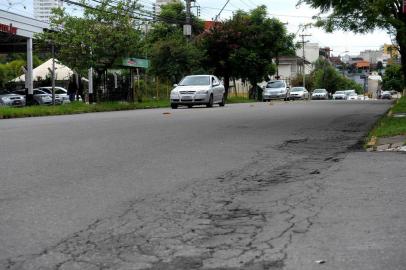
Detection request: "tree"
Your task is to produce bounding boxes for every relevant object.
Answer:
[383,64,404,91]
[37,0,142,74]
[149,37,203,83]
[299,0,406,89]
[311,58,363,93]
[145,2,204,82]
[199,5,295,99]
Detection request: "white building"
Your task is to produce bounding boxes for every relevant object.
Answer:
[0,9,48,99]
[360,49,384,64]
[33,0,63,23]
[296,42,319,74]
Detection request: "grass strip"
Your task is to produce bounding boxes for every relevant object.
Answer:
[0,97,257,119]
[0,100,170,119]
[368,96,406,139]
[391,96,406,113]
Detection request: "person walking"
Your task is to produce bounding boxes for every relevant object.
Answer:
[67,74,78,102]
[76,75,85,102]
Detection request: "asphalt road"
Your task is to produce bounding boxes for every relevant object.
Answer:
[0,100,403,270]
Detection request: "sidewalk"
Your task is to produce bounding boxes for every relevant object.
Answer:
[285,151,406,270]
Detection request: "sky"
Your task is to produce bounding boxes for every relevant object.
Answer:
[1,0,393,56]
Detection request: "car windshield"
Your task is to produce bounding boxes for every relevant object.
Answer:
[266,81,285,88]
[55,89,66,94]
[335,91,345,95]
[179,76,210,86]
[40,88,51,94]
[290,87,304,92]
[34,90,47,95]
[0,90,11,95]
[314,89,326,93]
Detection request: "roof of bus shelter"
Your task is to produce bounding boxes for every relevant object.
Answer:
[0,9,48,53]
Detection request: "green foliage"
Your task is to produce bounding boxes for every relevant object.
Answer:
[310,58,363,93]
[198,5,295,93]
[290,73,314,90]
[149,37,203,82]
[0,55,43,87]
[36,0,142,74]
[145,2,204,82]
[0,101,171,119]
[299,0,406,87]
[383,64,404,91]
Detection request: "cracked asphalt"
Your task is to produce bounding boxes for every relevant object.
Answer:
[1,100,403,270]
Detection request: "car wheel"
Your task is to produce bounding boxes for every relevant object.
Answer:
[206,94,213,108]
[171,104,178,109]
[219,95,225,107]
[187,105,193,108]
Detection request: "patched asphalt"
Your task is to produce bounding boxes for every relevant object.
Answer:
[1,100,401,270]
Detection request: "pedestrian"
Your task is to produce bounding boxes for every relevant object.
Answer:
[76,75,85,102]
[67,74,78,102]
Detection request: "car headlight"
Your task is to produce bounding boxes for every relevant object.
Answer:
[196,90,209,95]
[1,97,10,102]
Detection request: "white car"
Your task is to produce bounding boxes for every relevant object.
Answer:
[347,93,358,100]
[333,91,347,100]
[39,87,72,103]
[289,87,309,100]
[170,75,225,109]
[357,95,370,100]
[311,89,328,100]
[262,80,289,101]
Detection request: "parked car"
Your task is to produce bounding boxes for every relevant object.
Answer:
[357,95,370,100]
[12,89,62,105]
[381,91,392,100]
[332,91,347,100]
[343,90,356,97]
[170,75,225,109]
[311,89,328,100]
[347,93,358,100]
[39,87,72,103]
[0,90,25,107]
[262,80,289,101]
[289,87,309,100]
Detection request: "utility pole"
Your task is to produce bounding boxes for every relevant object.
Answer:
[299,34,311,88]
[214,0,231,21]
[184,0,192,39]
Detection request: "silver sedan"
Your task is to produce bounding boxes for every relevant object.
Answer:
[0,90,25,107]
[170,75,226,109]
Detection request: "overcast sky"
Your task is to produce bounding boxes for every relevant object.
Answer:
[1,0,393,55]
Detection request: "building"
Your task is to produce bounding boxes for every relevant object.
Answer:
[273,56,310,83]
[0,9,48,101]
[360,49,384,65]
[296,43,319,74]
[383,44,400,59]
[33,0,63,23]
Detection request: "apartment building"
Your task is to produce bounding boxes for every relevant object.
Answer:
[33,0,63,23]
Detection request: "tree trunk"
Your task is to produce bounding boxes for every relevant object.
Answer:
[223,72,230,100]
[395,16,406,94]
